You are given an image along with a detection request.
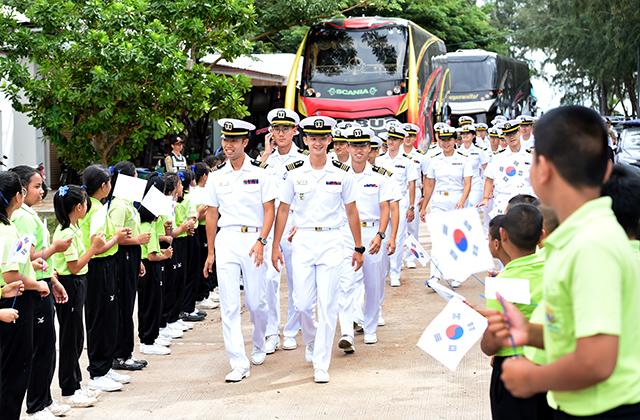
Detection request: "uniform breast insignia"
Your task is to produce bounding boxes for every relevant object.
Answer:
[298,148,310,156]
[215,161,227,171]
[286,160,304,171]
[243,179,259,185]
[250,159,269,169]
[371,165,391,177]
[326,181,342,185]
[332,160,350,171]
[363,183,378,188]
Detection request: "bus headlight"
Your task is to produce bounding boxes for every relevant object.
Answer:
[386,90,393,96]
[393,86,401,94]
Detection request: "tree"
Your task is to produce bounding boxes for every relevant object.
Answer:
[0,0,254,168]
[491,0,640,116]
[253,0,507,56]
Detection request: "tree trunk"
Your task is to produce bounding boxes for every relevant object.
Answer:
[624,76,638,118]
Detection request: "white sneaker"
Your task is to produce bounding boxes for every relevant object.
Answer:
[46,400,71,416]
[314,369,330,383]
[210,289,220,303]
[106,369,130,384]
[338,335,355,354]
[79,387,101,399]
[88,375,123,392]
[264,335,279,354]
[27,408,56,419]
[173,320,191,331]
[251,348,266,365]
[450,280,461,289]
[405,260,417,269]
[154,336,172,347]
[160,326,183,339]
[282,336,297,350]
[390,277,401,287]
[378,315,385,327]
[197,298,219,309]
[305,344,314,363]
[225,367,250,382]
[140,343,171,355]
[65,390,97,408]
[364,333,378,344]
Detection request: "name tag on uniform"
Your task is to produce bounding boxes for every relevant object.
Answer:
[326,181,341,185]
[243,179,259,185]
[451,162,463,166]
[395,165,405,169]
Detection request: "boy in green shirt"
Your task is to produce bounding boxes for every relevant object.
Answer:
[486,106,640,418]
[481,204,552,419]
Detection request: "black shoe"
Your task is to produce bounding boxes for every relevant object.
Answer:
[196,310,207,318]
[112,358,144,371]
[179,312,205,322]
[132,358,148,368]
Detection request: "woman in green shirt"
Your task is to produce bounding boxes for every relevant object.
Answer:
[0,171,50,420]
[52,185,106,408]
[80,165,131,392]
[108,161,151,371]
[10,165,73,417]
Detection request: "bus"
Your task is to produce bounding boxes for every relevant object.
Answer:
[434,49,534,125]
[284,17,450,147]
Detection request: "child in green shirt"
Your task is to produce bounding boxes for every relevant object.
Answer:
[52,185,106,407]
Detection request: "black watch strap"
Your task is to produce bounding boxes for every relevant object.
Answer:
[354,246,366,254]
[376,231,386,239]
[257,237,267,246]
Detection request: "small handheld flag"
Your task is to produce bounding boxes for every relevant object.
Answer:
[404,234,430,267]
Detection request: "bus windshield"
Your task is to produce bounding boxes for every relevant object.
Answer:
[448,57,497,93]
[304,25,408,96]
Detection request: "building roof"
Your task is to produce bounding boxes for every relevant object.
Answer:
[201,53,300,87]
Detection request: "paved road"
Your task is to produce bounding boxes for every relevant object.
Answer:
[44,226,492,420]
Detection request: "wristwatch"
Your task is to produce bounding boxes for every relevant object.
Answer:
[257,237,267,246]
[376,231,386,240]
[354,246,366,254]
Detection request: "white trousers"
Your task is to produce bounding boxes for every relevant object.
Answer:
[264,219,300,338]
[215,229,268,370]
[388,202,408,281]
[405,188,422,264]
[466,187,483,208]
[338,227,357,338]
[360,226,385,335]
[291,229,342,371]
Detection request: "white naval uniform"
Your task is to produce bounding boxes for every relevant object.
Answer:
[458,144,489,207]
[520,135,535,150]
[402,148,429,264]
[426,151,473,279]
[374,152,419,283]
[280,159,356,371]
[484,148,534,217]
[474,136,489,150]
[338,164,395,337]
[204,155,277,370]
[264,148,308,341]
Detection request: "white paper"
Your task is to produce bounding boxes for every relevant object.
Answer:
[426,208,494,283]
[112,174,147,202]
[140,186,174,217]
[417,297,487,371]
[404,233,430,267]
[8,235,35,264]
[485,277,531,304]
[90,205,108,236]
[428,278,467,303]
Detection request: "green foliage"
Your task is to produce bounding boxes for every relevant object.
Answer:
[491,0,640,116]
[254,0,507,55]
[0,0,255,168]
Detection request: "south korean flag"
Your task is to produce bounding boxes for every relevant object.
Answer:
[427,208,493,283]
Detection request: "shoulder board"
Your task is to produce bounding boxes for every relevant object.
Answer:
[498,148,506,154]
[285,160,304,171]
[429,144,437,149]
[378,152,386,157]
[298,148,310,156]
[215,161,226,170]
[251,159,269,169]
[525,148,533,154]
[456,151,467,157]
[417,149,427,155]
[371,165,390,176]
[433,152,442,158]
[402,153,411,159]
[332,160,350,171]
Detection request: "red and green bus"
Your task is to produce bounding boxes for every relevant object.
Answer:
[285,17,450,148]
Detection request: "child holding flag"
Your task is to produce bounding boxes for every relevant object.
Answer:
[0,171,50,420]
[52,185,106,408]
[487,106,640,419]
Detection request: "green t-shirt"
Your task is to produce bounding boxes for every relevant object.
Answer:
[174,195,191,239]
[79,197,118,258]
[109,197,141,237]
[140,221,161,260]
[11,204,53,280]
[486,251,544,357]
[542,197,640,416]
[51,224,88,276]
[0,222,37,288]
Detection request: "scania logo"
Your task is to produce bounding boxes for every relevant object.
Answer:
[327,87,379,96]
